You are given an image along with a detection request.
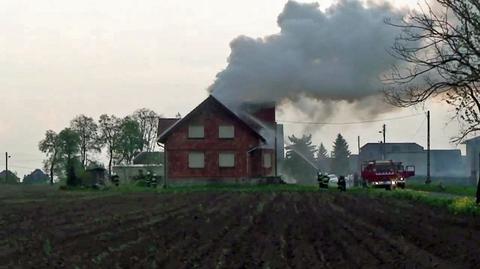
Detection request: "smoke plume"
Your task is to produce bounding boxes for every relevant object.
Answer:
[209,0,409,117]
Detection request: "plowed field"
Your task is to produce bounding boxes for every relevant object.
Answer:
[1,188,479,268]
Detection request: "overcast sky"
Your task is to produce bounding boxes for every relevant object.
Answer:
[0,0,466,177]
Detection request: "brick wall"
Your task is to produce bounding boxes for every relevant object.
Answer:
[165,101,263,180]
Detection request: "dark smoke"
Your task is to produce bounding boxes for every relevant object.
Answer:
[209,0,410,118]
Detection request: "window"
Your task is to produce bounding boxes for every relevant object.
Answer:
[219,125,234,139]
[188,125,204,138]
[219,153,235,168]
[263,153,272,168]
[188,152,205,168]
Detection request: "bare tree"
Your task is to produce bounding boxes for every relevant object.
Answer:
[70,115,101,167]
[385,0,480,142]
[132,108,160,152]
[99,114,122,177]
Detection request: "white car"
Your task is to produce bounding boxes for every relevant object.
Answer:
[326,174,354,189]
[327,174,339,188]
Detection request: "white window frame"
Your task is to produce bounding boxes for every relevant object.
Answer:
[219,152,235,168]
[188,152,205,168]
[219,125,235,139]
[188,125,204,139]
[263,153,272,168]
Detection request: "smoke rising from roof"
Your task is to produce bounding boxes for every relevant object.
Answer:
[209,0,409,118]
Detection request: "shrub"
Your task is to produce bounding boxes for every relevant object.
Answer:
[448,197,479,215]
[354,188,480,216]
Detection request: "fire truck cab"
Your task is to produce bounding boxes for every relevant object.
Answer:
[361,160,415,190]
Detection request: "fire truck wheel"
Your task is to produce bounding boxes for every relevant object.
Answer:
[398,183,405,189]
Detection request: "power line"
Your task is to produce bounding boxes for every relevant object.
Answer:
[278,113,424,126]
[13,152,43,157]
[12,158,44,161]
[411,114,427,140]
[9,165,40,170]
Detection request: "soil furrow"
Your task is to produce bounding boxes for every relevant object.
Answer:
[335,194,480,267]
[3,189,480,268]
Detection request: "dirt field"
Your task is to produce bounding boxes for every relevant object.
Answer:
[1,186,480,268]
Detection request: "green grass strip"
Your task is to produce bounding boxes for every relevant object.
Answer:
[406,182,476,197]
[351,188,480,216]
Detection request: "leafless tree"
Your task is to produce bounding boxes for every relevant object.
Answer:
[385,0,480,142]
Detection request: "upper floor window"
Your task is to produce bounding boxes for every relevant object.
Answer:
[188,125,204,139]
[219,125,234,139]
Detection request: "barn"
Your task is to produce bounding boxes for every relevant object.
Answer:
[157,95,284,184]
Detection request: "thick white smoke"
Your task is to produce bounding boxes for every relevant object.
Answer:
[210,0,409,116]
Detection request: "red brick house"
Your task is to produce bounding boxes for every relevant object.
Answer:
[157,95,281,183]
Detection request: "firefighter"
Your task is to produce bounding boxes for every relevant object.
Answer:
[151,173,158,188]
[146,171,154,187]
[361,177,368,188]
[317,172,329,189]
[476,177,480,205]
[111,174,120,187]
[338,176,347,192]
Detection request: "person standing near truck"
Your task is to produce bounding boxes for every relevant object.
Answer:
[476,177,480,205]
[338,176,346,192]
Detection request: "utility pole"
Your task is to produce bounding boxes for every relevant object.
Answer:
[357,136,361,154]
[274,123,278,177]
[477,152,480,204]
[163,150,168,189]
[426,111,431,184]
[357,136,361,184]
[379,124,386,160]
[383,124,386,144]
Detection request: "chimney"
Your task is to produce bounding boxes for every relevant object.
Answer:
[241,102,276,124]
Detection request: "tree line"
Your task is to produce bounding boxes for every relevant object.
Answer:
[39,108,160,185]
[283,133,351,183]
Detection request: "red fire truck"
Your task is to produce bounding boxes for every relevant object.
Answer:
[361,160,415,190]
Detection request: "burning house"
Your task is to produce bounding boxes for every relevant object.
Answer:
[157,95,284,184]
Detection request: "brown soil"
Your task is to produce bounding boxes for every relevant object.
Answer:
[1,189,479,268]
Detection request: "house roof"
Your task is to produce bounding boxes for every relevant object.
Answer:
[157,95,266,143]
[133,152,164,165]
[157,118,180,139]
[360,143,426,154]
[361,142,424,149]
[24,169,48,179]
[86,167,107,172]
[362,142,422,147]
[0,170,20,183]
[462,136,480,144]
[23,169,49,184]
